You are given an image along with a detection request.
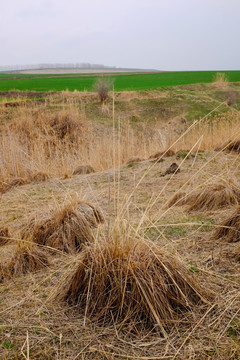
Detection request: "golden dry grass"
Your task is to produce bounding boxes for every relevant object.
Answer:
[54,234,210,332]
[168,180,240,211]
[0,227,10,246]
[213,207,240,243]
[20,201,103,253]
[0,89,240,359]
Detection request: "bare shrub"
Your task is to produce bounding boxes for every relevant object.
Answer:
[94,77,113,103]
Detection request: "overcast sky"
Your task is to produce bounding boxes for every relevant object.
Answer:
[0,0,239,70]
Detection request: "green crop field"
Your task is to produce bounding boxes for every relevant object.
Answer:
[0,70,240,92]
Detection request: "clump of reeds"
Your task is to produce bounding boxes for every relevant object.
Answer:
[21,202,104,253]
[215,139,240,153]
[0,241,49,281]
[73,165,95,175]
[55,236,210,331]
[166,192,187,208]
[126,156,144,165]
[168,181,240,211]
[0,227,10,246]
[213,207,240,243]
[212,72,229,89]
[149,149,175,160]
[8,243,49,277]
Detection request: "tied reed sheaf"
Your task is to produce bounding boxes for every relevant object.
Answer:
[53,232,211,333]
[20,201,104,253]
[167,179,240,211]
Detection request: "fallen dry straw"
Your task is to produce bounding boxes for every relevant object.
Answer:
[213,207,240,243]
[168,181,240,211]
[56,237,210,331]
[21,201,104,253]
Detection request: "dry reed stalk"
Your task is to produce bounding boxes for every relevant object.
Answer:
[55,236,210,331]
[21,202,104,253]
[213,207,240,243]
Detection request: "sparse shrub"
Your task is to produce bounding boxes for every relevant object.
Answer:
[213,72,229,88]
[94,77,113,103]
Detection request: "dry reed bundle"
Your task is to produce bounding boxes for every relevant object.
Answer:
[0,227,10,246]
[149,149,175,160]
[21,202,103,253]
[168,181,240,211]
[0,243,49,281]
[56,237,209,331]
[215,140,240,153]
[8,244,49,276]
[166,192,187,208]
[213,207,240,243]
[73,165,95,175]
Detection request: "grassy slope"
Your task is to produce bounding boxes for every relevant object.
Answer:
[0,70,240,91]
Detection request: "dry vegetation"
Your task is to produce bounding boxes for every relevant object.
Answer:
[0,86,240,359]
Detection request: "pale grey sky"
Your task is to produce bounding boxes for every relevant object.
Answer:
[0,0,239,70]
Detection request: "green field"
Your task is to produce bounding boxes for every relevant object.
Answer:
[0,70,240,92]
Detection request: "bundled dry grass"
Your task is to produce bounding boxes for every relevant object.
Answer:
[21,202,104,253]
[149,149,175,160]
[0,227,10,246]
[8,244,49,277]
[73,165,95,175]
[168,181,240,211]
[213,207,240,243]
[55,236,210,331]
[0,242,49,281]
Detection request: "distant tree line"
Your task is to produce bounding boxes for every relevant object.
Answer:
[0,63,116,72]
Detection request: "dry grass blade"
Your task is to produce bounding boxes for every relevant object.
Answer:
[54,236,211,332]
[20,201,103,253]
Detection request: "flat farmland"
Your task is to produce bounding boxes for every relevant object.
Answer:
[0,70,240,91]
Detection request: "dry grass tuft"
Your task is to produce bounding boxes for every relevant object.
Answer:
[56,237,210,331]
[166,192,187,208]
[215,139,240,153]
[169,181,240,211]
[0,242,49,281]
[212,72,229,89]
[149,149,175,160]
[73,165,95,175]
[8,244,49,277]
[21,202,103,253]
[213,207,240,243]
[126,156,144,165]
[0,227,10,246]
[31,172,50,183]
